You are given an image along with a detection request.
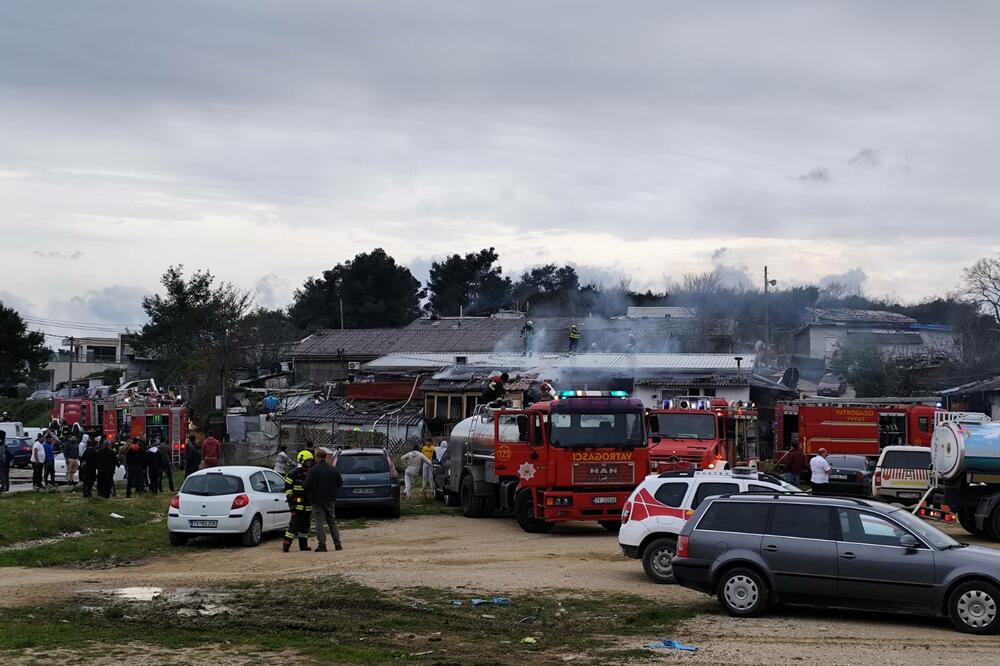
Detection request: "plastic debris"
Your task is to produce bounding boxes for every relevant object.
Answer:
[470,597,513,606]
[521,637,538,645]
[110,513,125,520]
[644,639,698,652]
[481,614,496,619]
[410,651,433,657]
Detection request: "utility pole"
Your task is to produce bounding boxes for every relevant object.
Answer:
[221,327,229,414]
[339,298,344,330]
[67,336,75,388]
[763,266,777,345]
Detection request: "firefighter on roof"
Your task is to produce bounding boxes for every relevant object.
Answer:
[568,324,581,352]
[520,320,535,355]
[482,372,509,405]
[283,449,316,552]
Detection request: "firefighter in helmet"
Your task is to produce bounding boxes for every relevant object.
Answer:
[568,324,581,352]
[482,372,509,405]
[283,449,316,552]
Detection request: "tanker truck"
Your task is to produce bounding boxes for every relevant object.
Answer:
[917,412,1000,538]
[439,391,649,533]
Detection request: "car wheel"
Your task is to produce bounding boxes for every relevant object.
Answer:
[717,567,769,617]
[460,474,485,518]
[641,537,677,584]
[169,532,189,547]
[949,580,1000,634]
[241,515,263,547]
[513,490,554,533]
[958,507,986,536]
[599,520,621,534]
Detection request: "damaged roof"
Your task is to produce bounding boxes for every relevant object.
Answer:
[807,308,917,325]
[281,399,424,426]
[365,352,755,372]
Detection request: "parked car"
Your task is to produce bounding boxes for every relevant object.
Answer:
[4,437,32,468]
[331,448,401,517]
[672,493,1000,634]
[26,390,54,401]
[619,467,799,583]
[167,466,291,547]
[872,446,931,504]
[53,452,125,484]
[819,454,874,496]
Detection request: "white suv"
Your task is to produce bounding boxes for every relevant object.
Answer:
[619,468,797,583]
[872,446,931,503]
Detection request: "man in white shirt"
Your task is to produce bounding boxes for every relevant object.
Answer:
[31,435,46,489]
[809,448,832,491]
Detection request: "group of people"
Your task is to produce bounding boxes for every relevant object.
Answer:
[281,446,344,553]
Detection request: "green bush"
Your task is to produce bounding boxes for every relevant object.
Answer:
[0,397,52,427]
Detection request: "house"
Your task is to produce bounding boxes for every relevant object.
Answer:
[44,336,127,389]
[795,308,959,367]
[940,375,1000,420]
[290,314,737,384]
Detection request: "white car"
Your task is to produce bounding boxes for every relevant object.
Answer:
[872,445,931,503]
[53,453,126,483]
[167,466,291,547]
[619,467,798,583]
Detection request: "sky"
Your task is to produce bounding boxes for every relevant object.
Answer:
[2,1,999,340]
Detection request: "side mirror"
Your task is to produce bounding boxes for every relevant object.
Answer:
[651,435,662,444]
[899,534,920,549]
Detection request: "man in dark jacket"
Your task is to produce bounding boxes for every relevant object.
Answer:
[0,430,10,493]
[80,438,98,497]
[125,438,146,497]
[185,434,201,476]
[145,440,163,494]
[303,449,343,552]
[96,440,118,498]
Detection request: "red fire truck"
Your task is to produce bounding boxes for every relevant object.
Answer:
[53,395,190,466]
[646,397,759,471]
[774,398,941,458]
[439,390,649,533]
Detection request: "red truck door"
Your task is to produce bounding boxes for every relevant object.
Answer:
[493,411,539,485]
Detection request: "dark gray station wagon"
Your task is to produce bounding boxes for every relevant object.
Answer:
[672,494,1000,633]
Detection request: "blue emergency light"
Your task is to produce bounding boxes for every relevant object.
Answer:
[557,390,629,398]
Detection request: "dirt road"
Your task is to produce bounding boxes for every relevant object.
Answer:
[3,515,1000,664]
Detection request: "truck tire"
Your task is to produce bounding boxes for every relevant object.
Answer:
[482,495,497,517]
[460,474,485,518]
[988,506,1000,541]
[443,491,459,507]
[959,507,987,537]
[514,490,553,533]
[599,520,621,534]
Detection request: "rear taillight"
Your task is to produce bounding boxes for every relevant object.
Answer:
[169,495,180,509]
[855,472,864,482]
[874,470,882,486]
[677,535,690,558]
[231,494,250,509]
[622,501,632,524]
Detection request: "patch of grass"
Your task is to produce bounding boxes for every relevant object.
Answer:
[398,494,460,518]
[0,578,700,664]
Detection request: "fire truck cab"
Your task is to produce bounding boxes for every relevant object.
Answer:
[440,390,649,534]
[775,398,941,458]
[647,397,759,472]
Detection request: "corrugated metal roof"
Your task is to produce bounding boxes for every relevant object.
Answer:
[292,315,735,359]
[281,399,424,426]
[940,375,1000,396]
[809,308,916,325]
[365,352,756,372]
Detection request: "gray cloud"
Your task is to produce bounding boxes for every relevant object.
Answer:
[1,1,999,318]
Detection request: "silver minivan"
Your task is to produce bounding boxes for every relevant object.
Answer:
[672,493,1000,634]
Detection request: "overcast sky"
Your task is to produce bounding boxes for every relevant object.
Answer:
[2,1,999,339]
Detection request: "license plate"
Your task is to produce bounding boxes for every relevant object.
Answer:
[830,474,849,480]
[592,496,617,505]
[897,492,921,499]
[352,487,376,495]
[189,520,218,528]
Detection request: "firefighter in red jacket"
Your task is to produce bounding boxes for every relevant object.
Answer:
[283,449,316,552]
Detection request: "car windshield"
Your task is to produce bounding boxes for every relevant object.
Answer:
[336,454,389,475]
[881,450,931,469]
[549,412,645,448]
[655,413,716,440]
[827,455,872,471]
[889,508,960,549]
[181,474,244,496]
